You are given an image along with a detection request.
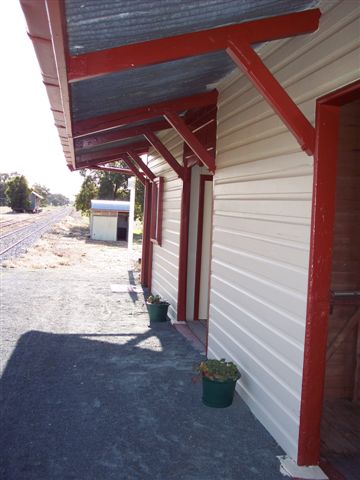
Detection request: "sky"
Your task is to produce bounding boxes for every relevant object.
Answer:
[0,1,83,200]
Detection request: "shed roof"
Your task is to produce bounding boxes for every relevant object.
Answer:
[91,200,130,212]
[20,0,319,172]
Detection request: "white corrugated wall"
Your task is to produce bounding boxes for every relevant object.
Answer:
[147,130,183,322]
[207,0,360,460]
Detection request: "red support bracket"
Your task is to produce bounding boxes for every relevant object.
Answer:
[127,150,156,182]
[163,111,216,173]
[144,131,184,180]
[226,40,315,156]
[120,155,146,185]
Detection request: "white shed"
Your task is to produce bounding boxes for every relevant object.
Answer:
[90,200,130,242]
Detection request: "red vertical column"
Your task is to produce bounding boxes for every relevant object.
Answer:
[177,163,191,321]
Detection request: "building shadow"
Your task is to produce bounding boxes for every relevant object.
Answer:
[0,329,284,480]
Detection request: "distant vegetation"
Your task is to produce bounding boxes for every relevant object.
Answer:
[75,163,144,219]
[0,172,70,211]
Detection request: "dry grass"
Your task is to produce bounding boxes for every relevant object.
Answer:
[2,211,142,274]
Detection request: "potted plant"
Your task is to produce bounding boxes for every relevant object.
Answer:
[196,358,241,408]
[146,294,169,322]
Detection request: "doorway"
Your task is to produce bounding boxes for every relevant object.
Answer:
[298,81,360,475]
[186,167,213,346]
[117,213,128,241]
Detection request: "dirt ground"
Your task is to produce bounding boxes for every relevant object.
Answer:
[1,210,142,273]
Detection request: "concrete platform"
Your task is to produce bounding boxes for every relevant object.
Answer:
[1,250,286,479]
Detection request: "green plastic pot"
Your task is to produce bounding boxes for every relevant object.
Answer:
[146,302,169,322]
[202,376,237,408]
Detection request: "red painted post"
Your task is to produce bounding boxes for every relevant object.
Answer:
[298,101,339,465]
[144,131,184,179]
[164,111,216,173]
[177,164,192,321]
[146,182,154,290]
[141,180,152,286]
[298,80,360,465]
[226,40,315,155]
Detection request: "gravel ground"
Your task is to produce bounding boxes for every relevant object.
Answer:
[0,212,285,480]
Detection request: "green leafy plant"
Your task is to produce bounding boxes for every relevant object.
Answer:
[146,294,169,305]
[196,358,241,382]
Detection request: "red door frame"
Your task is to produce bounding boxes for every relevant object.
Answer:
[193,174,213,321]
[298,79,360,466]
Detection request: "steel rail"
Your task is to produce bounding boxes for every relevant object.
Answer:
[0,208,70,258]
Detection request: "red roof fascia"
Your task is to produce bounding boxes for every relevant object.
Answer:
[74,119,170,150]
[68,9,321,82]
[73,90,218,137]
[20,0,76,168]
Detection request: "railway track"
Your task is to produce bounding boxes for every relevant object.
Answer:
[0,211,49,231]
[0,207,72,261]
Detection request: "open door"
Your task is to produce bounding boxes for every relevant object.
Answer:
[298,81,360,476]
[185,167,213,346]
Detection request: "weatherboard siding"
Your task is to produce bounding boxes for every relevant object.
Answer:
[147,130,183,322]
[207,0,360,460]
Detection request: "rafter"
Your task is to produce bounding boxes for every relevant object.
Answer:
[90,165,134,175]
[74,120,170,150]
[76,142,149,165]
[73,91,218,137]
[68,9,320,82]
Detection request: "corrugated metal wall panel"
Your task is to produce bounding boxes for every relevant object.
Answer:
[148,130,183,321]
[208,0,360,460]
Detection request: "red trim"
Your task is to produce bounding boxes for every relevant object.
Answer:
[298,81,360,466]
[73,91,218,137]
[164,111,216,172]
[128,150,156,182]
[141,180,152,286]
[194,175,213,321]
[146,182,154,290]
[76,142,149,164]
[68,9,320,81]
[74,120,170,150]
[227,40,315,155]
[144,131,184,179]
[177,165,192,321]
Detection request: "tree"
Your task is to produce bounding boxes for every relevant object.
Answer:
[32,183,50,207]
[48,193,70,206]
[75,176,98,215]
[5,175,31,212]
[74,162,144,219]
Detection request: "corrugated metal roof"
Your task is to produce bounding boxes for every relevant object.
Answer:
[71,51,234,121]
[91,200,130,211]
[66,0,317,55]
[68,0,317,123]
